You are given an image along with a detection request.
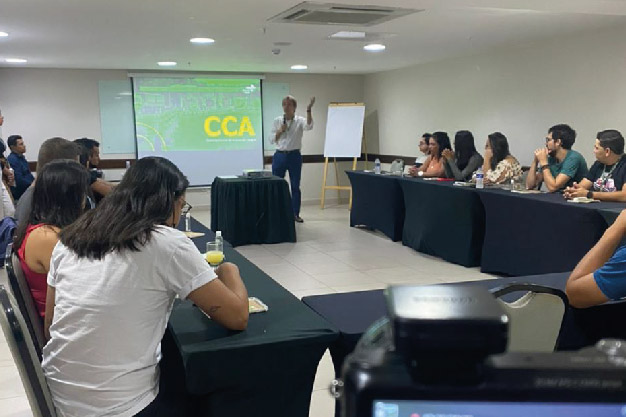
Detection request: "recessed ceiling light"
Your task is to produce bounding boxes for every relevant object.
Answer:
[190,37,215,44]
[0,32,8,37]
[363,43,386,52]
[6,58,27,63]
[330,31,366,39]
[158,61,177,67]
[291,64,308,70]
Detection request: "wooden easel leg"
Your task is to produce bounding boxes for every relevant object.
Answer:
[333,158,340,204]
[349,157,357,210]
[321,157,329,209]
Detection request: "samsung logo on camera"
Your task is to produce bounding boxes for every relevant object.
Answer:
[412,296,476,304]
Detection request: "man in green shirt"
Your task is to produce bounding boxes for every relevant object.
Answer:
[526,124,588,192]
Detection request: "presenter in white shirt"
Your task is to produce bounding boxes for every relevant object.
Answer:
[270,95,315,223]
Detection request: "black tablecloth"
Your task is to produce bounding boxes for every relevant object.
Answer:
[479,189,622,276]
[210,176,296,247]
[346,171,405,241]
[164,217,338,417]
[399,178,485,267]
[302,272,626,381]
[598,206,623,225]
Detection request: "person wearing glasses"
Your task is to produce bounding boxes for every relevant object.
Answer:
[526,124,588,192]
[564,130,626,202]
[42,157,249,417]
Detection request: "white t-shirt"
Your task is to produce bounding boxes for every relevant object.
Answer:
[270,115,313,151]
[42,226,217,417]
[415,154,428,165]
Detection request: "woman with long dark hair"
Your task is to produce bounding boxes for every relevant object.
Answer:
[442,130,484,181]
[42,157,249,417]
[15,159,90,319]
[481,132,522,184]
[414,131,451,177]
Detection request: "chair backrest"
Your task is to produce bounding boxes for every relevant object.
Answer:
[491,283,567,352]
[0,285,57,417]
[390,159,405,175]
[5,243,46,359]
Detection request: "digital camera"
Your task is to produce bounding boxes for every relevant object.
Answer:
[338,285,626,417]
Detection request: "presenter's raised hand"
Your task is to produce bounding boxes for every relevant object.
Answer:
[307,97,316,111]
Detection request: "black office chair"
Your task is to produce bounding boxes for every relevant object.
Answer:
[5,243,46,360]
[490,283,568,352]
[0,285,57,417]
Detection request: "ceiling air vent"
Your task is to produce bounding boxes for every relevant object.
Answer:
[269,2,422,27]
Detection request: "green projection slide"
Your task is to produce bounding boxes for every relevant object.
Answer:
[133,78,262,153]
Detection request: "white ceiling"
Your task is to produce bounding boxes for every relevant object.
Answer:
[1,0,626,74]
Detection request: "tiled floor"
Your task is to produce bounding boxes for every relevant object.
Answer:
[0,203,494,417]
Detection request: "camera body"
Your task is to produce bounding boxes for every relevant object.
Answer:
[339,285,626,417]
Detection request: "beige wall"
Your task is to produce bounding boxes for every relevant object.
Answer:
[3,24,626,208]
[364,25,626,166]
[0,68,130,159]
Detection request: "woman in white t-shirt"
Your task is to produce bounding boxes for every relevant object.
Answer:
[42,157,249,417]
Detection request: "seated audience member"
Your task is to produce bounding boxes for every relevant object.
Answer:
[15,137,81,222]
[411,131,451,178]
[442,130,484,181]
[408,133,432,175]
[74,137,101,168]
[14,160,90,318]
[566,209,626,308]
[0,141,15,217]
[526,124,588,192]
[481,132,523,184]
[564,130,626,202]
[0,111,16,204]
[7,134,35,200]
[42,157,249,416]
[74,138,114,198]
[415,133,431,165]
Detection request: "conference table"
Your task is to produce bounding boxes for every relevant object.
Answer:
[211,175,296,247]
[399,177,485,267]
[478,188,619,275]
[347,171,626,275]
[302,272,626,380]
[346,171,405,241]
[161,217,339,417]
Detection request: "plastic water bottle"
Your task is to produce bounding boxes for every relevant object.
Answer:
[215,231,224,253]
[185,212,191,232]
[475,167,484,189]
[123,160,131,180]
[374,158,381,175]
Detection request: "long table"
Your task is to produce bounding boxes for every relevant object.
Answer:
[478,189,615,275]
[347,171,405,241]
[400,178,485,267]
[347,171,625,275]
[162,217,339,417]
[302,272,626,381]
